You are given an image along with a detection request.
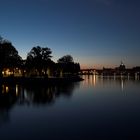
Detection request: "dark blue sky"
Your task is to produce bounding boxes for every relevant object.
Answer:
[0,0,140,68]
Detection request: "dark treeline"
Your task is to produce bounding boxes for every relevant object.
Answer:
[0,36,80,78]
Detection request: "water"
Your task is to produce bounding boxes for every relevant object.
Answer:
[0,75,140,140]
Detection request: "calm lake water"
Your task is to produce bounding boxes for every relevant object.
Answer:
[0,75,140,140]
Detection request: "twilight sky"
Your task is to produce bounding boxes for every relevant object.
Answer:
[0,0,140,68]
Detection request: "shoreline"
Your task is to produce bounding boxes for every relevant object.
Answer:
[0,76,84,85]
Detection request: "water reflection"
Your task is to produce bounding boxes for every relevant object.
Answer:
[82,75,140,92]
[0,84,18,109]
[82,75,98,87]
[0,82,79,125]
[0,77,140,139]
[121,79,124,91]
[0,84,18,126]
[0,83,78,106]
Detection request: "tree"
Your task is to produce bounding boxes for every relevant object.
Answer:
[57,55,74,63]
[57,55,80,76]
[0,37,22,77]
[26,46,53,76]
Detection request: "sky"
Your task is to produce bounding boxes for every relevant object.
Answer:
[0,0,140,68]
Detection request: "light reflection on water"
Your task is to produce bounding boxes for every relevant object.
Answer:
[82,75,140,92]
[0,76,140,140]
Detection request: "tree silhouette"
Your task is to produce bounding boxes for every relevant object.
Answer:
[57,55,80,76]
[0,37,22,77]
[0,37,81,78]
[26,46,53,76]
[57,55,74,63]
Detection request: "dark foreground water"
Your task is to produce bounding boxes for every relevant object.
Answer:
[0,75,140,140]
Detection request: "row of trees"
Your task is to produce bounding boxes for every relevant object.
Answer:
[0,36,80,78]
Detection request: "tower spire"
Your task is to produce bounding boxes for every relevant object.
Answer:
[121,60,124,66]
